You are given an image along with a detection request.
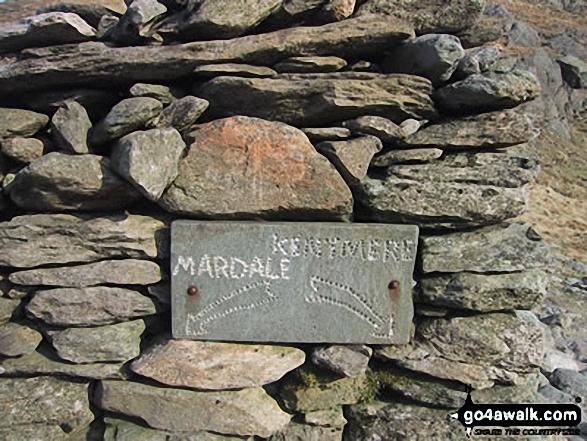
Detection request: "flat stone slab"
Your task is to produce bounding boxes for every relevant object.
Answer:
[171,221,418,344]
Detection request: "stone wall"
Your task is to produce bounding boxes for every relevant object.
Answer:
[0,1,585,440]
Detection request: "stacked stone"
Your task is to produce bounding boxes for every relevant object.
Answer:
[0,0,583,439]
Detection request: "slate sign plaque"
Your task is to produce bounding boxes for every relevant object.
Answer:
[171,221,418,344]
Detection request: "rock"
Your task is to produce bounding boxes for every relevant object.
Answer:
[1,137,44,163]
[198,73,436,127]
[131,338,305,389]
[50,101,92,154]
[26,287,157,326]
[456,16,506,48]
[304,408,347,427]
[302,127,351,142]
[382,34,465,85]
[570,339,587,363]
[539,384,577,406]
[0,424,70,441]
[454,45,502,79]
[269,422,343,441]
[111,0,167,45]
[0,15,414,93]
[357,0,485,34]
[147,282,170,305]
[550,368,587,399]
[90,97,163,146]
[342,116,404,144]
[0,298,19,325]
[96,380,291,437]
[434,70,541,114]
[371,148,443,167]
[320,0,356,22]
[399,118,422,136]
[0,213,165,268]
[273,56,347,73]
[97,14,120,40]
[180,0,282,40]
[159,116,352,220]
[542,348,580,374]
[0,377,93,437]
[417,269,548,312]
[193,64,278,78]
[4,286,32,301]
[402,108,539,150]
[315,136,382,185]
[130,83,180,104]
[36,3,120,28]
[111,128,185,201]
[420,223,551,274]
[0,108,49,139]
[471,371,544,404]
[10,259,161,287]
[0,12,96,53]
[49,319,145,363]
[558,55,587,89]
[8,152,142,212]
[147,96,209,132]
[507,20,541,48]
[0,323,43,357]
[311,345,372,378]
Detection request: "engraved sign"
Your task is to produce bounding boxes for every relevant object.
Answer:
[171,221,418,344]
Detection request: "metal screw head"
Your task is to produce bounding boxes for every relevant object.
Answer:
[388,280,400,290]
[187,285,199,296]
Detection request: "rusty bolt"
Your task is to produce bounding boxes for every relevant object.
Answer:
[388,280,400,290]
[187,285,199,296]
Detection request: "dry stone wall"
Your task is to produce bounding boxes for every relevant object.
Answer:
[0,1,585,440]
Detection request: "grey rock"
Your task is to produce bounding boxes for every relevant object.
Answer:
[0,377,93,437]
[111,128,185,201]
[507,21,541,48]
[319,0,356,22]
[471,371,544,404]
[180,0,282,40]
[1,137,44,163]
[130,83,180,104]
[90,97,163,146]
[570,339,587,363]
[26,287,157,326]
[4,286,33,301]
[0,424,70,441]
[0,213,165,268]
[382,34,465,85]
[539,384,577,406]
[304,408,347,427]
[0,323,43,357]
[456,16,506,48]
[399,118,422,136]
[131,338,305,389]
[558,55,587,89]
[371,148,443,167]
[316,136,382,185]
[302,127,351,142]
[10,259,162,287]
[417,269,548,312]
[274,56,347,73]
[96,380,291,437]
[342,116,404,144]
[50,101,92,154]
[147,96,209,132]
[9,152,142,212]
[550,368,587,399]
[0,108,49,139]
[542,347,580,374]
[420,223,551,273]
[435,70,541,114]
[49,319,146,363]
[96,14,119,40]
[454,45,502,78]
[198,73,436,127]
[0,12,96,53]
[193,63,277,78]
[0,298,19,325]
[269,422,343,441]
[111,0,167,45]
[402,108,539,150]
[36,3,120,28]
[311,345,372,378]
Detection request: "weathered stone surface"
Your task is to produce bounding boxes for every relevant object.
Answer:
[0,108,49,139]
[311,345,372,378]
[148,96,209,132]
[417,269,548,312]
[420,223,551,274]
[1,137,44,163]
[193,63,278,78]
[198,73,436,127]
[0,15,414,92]
[130,83,180,104]
[471,371,544,404]
[316,136,382,185]
[434,70,541,114]
[49,319,145,363]
[90,97,163,145]
[8,153,141,211]
[0,12,96,53]
[0,424,68,441]
[455,45,502,79]
[111,0,167,45]
[358,0,485,34]
[180,0,282,39]
[320,0,356,21]
[342,116,404,144]
[26,287,157,326]
[371,148,443,167]
[558,55,587,89]
[131,338,305,389]
[377,311,544,389]
[160,117,353,220]
[270,422,343,441]
[399,118,423,136]
[402,108,539,150]
[0,298,19,325]
[36,3,120,28]
[302,127,351,142]
[0,377,93,438]
[96,380,291,437]
[0,323,43,357]
[382,34,465,85]
[550,368,587,399]
[304,408,347,427]
[0,213,165,268]
[274,56,347,73]
[111,128,185,201]
[50,101,92,154]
